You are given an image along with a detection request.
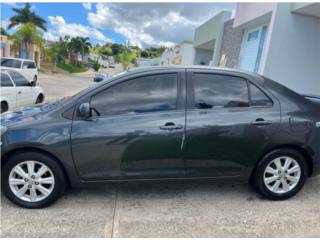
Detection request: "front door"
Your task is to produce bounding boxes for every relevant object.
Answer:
[71,71,186,180]
[184,71,280,178]
[240,26,268,73]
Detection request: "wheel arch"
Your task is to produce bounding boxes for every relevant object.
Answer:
[251,144,314,181]
[1,147,71,186]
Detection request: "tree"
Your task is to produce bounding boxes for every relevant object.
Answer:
[110,43,126,55]
[100,47,112,56]
[8,3,47,31]
[45,37,69,71]
[116,51,137,69]
[69,36,91,63]
[0,27,8,36]
[9,23,44,59]
[93,61,100,72]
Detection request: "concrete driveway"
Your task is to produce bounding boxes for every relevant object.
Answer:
[1,69,320,237]
[1,176,320,238]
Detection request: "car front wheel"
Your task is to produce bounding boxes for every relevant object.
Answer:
[2,151,66,208]
[253,148,307,200]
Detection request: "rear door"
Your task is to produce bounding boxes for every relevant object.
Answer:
[8,70,35,108]
[184,70,280,178]
[1,72,17,110]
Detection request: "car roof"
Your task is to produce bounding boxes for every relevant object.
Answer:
[1,57,35,62]
[125,65,260,78]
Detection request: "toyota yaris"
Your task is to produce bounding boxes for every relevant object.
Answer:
[1,66,320,208]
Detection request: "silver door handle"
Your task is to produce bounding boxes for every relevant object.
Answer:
[251,119,272,126]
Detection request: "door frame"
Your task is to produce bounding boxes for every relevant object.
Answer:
[239,24,269,73]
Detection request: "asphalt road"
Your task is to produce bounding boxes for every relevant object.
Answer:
[1,70,320,237]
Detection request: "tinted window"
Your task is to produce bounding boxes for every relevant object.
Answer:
[250,83,273,107]
[22,61,36,69]
[193,74,249,109]
[1,72,13,87]
[8,71,30,87]
[1,58,21,68]
[91,74,178,116]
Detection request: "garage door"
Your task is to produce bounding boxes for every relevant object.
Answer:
[240,26,268,73]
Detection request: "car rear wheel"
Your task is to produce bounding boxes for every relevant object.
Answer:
[1,101,8,113]
[253,148,307,200]
[2,151,66,208]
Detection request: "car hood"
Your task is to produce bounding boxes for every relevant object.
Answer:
[0,100,62,127]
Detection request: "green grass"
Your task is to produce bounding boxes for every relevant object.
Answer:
[57,63,88,73]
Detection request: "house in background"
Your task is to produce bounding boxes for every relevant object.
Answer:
[194,3,320,95]
[138,41,195,67]
[160,41,195,65]
[0,34,42,68]
[233,2,320,95]
[193,11,231,66]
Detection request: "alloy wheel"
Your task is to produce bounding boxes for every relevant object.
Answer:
[263,156,301,194]
[8,160,55,202]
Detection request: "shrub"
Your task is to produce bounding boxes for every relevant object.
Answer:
[93,61,100,72]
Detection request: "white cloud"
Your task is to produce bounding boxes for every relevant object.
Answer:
[46,16,113,43]
[1,19,10,30]
[82,2,92,11]
[87,3,235,47]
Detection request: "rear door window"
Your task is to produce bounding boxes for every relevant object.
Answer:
[249,83,273,107]
[22,61,36,69]
[192,73,249,109]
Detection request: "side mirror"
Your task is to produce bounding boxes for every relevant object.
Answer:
[30,81,36,87]
[78,103,91,119]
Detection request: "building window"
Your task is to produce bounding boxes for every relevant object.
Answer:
[248,30,259,41]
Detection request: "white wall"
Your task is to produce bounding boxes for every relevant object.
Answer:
[194,48,213,65]
[181,43,195,65]
[263,3,320,95]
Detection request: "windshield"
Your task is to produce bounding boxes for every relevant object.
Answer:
[1,58,22,68]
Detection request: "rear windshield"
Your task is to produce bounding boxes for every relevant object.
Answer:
[1,58,22,68]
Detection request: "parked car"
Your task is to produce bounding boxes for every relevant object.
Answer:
[1,57,38,83]
[1,66,319,208]
[84,62,94,68]
[0,69,44,113]
[93,71,109,82]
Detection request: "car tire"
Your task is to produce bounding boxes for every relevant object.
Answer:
[253,148,307,200]
[35,94,44,104]
[1,151,66,208]
[1,101,8,113]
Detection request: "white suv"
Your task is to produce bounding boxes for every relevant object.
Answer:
[1,69,44,113]
[0,57,38,83]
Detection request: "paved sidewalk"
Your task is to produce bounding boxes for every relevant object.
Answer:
[1,176,320,237]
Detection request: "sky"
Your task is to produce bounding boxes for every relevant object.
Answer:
[1,2,236,48]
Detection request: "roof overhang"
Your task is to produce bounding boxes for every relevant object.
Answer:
[291,3,320,18]
[233,12,272,30]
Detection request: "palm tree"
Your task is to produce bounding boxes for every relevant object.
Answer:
[0,27,8,36]
[8,3,47,31]
[117,51,137,70]
[69,36,92,64]
[9,23,44,59]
